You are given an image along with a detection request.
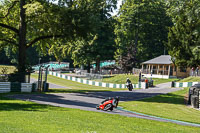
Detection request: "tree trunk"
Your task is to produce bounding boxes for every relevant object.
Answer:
[18,0,27,82]
[95,58,100,73]
[87,62,90,73]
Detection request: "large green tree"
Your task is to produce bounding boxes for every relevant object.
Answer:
[115,0,171,69]
[62,0,117,73]
[0,0,108,81]
[166,0,200,67]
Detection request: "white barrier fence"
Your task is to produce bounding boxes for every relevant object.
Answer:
[0,82,33,93]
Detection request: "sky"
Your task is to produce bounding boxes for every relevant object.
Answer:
[112,0,123,16]
[0,0,123,16]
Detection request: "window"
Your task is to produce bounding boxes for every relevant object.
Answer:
[166,66,168,70]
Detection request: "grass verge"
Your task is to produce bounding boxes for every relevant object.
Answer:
[31,74,127,92]
[0,94,199,133]
[178,76,200,82]
[101,74,178,85]
[119,87,200,124]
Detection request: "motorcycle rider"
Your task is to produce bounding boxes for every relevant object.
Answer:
[101,97,112,104]
[96,96,120,111]
[126,78,133,91]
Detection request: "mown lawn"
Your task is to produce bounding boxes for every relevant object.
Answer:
[178,76,200,82]
[0,94,199,133]
[31,74,127,92]
[119,87,200,124]
[101,74,178,85]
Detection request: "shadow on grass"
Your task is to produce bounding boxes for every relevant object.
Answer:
[0,94,56,111]
[0,102,54,111]
[72,91,185,105]
[48,89,112,93]
[4,93,99,111]
[1,88,185,112]
[139,93,185,105]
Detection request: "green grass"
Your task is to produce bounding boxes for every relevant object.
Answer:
[119,87,200,124]
[101,74,178,85]
[0,94,200,133]
[0,65,16,74]
[178,76,200,82]
[31,74,127,92]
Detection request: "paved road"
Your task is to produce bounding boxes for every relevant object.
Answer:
[7,85,182,111]
[7,82,200,127]
[30,78,69,89]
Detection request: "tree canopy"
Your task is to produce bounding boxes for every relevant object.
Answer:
[114,0,171,70]
[1,0,199,80]
[0,0,115,81]
[166,0,200,67]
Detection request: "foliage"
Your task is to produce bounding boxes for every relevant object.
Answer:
[114,0,171,68]
[166,0,200,67]
[0,65,16,74]
[63,2,117,72]
[0,0,115,81]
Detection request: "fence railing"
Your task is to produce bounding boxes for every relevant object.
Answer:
[77,71,103,81]
[142,69,169,75]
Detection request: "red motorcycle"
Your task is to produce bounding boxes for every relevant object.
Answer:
[96,97,119,111]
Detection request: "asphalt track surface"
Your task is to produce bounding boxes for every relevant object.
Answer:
[7,82,200,127]
[30,78,69,89]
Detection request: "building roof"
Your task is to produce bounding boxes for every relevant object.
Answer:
[141,55,173,65]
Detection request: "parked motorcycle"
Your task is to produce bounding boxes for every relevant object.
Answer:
[96,97,120,111]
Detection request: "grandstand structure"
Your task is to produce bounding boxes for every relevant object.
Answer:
[32,62,69,71]
[92,60,115,68]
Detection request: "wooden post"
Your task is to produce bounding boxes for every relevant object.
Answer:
[157,65,159,75]
[149,64,151,74]
[168,65,171,76]
[163,65,165,75]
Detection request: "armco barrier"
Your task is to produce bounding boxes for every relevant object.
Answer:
[21,83,33,92]
[0,82,33,93]
[0,82,10,93]
[172,82,199,88]
[48,71,147,89]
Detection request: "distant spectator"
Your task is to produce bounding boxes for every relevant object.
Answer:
[192,67,195,76]
[196,67,199,76]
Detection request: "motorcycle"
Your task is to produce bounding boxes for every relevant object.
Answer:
[126,82,133,91]
[96,97,120,111]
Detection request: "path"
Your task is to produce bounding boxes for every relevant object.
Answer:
[7,82,200,127]
[30,78,69,89]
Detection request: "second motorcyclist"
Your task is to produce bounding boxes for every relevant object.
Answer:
[126,78,133,91]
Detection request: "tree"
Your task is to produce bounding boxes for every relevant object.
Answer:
[166,0,200,67]
[0,0,109,82]
[115,0,171,69]
[62,0,117,73]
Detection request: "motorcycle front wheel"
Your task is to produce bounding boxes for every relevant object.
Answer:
[96,105,100,110]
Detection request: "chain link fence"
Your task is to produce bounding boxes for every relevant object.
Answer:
[77,71,103,81]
